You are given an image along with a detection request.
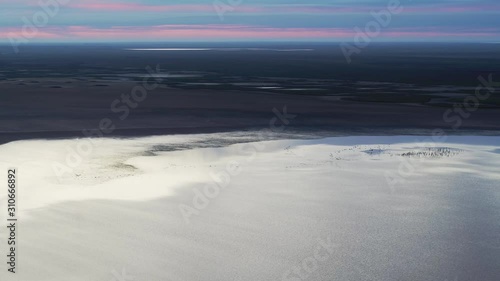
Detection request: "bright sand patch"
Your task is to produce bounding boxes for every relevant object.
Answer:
[0,134,499,281]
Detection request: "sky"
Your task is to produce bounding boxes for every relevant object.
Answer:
[0,0,499,42]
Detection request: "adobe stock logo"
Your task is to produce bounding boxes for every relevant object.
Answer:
[213,0,244,21]
[281,235,337,281]
[340,0,404,64]
[179,106,297,224]
[110,268,134,281]
[9,0,71,53]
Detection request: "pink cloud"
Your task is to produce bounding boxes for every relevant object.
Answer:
[0,26,61,39]
[61,2,500,14]
[68,3,212,12]
[65,1,262,13]
[61,25,350,39]
[259,4,500,14]
[2,25,499,41]
[397,4,500,14]
[4,0,499,14]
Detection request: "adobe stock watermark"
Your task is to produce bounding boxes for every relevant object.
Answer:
[385,74,500,191]
[281,235,336,281]
[340,0,404,64]
[442,74,500,130]
[213,0,244,21]
[179,106,297,224]
[110,268,134,281]
[9,0,71,53]
[384,129,448,192]
[51,65,164,180]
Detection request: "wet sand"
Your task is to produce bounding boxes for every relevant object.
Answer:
[1,80,500,144]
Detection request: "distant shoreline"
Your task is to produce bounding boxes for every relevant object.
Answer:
[2,127,500,145]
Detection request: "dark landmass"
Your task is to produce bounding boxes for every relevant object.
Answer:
[1,42,500,144]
